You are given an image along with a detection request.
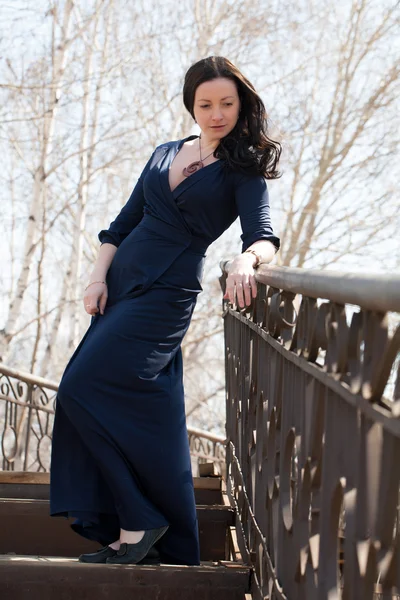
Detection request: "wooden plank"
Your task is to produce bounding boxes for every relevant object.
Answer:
[194,488,222,505]
[0,499,233,521]
[220,484,242,563]
[198,462,217,477]
[0,500,234,561]
[0,471,221,490]
[0,472,49,485]
[0,555,251,600]
[0,483,222,505]
[194,477,221,490]
[0,484,49,500]
[0,499,49,516]
[197,505,234,524]
[0,474,222,505]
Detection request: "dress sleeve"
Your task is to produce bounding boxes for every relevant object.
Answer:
[234,172,280,253]
[97,148,156,248]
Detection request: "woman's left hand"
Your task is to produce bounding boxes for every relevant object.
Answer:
[223,254,258,308]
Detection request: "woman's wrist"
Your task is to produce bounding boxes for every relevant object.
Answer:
[227,253,257,273]
[89,268,108,281]
[85,280,107,291]
[240,242,277,267]
[88,244,117,284]
[233,252,258,267]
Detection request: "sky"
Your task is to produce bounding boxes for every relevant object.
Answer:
[0,0,398,401]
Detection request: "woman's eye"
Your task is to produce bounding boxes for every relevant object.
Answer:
[200,103,233,108]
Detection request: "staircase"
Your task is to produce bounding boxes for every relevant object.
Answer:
[0,470,251,599]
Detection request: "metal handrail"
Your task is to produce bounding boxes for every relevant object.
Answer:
[220,261,400,312]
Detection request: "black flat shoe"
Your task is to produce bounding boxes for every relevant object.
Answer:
[79,545,117,563]
[137,546,161,565]
[78,544,161,564]
[106,526,169,565]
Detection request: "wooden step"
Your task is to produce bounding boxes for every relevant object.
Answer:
[0,473,222,505]
[0,499,234,562]
[0,555,251,600]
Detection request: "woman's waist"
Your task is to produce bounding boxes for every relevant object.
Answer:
[139,213,210,254]
[111,243,205,281]
[107,229,206,300]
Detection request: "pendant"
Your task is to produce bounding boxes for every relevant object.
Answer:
[182,160,204,177]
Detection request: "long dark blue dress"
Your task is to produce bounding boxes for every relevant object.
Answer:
[49,134,280,566]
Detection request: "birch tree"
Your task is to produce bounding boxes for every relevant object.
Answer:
[0,0,398,437]
[0,0,75,364]
[271,0,400,270]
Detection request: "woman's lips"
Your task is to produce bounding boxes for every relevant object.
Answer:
[211,125,225,128]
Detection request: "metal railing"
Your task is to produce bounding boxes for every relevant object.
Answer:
[219,262,400,600]
[0,364,225,475]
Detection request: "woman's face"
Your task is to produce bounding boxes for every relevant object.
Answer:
[193,77,240,142]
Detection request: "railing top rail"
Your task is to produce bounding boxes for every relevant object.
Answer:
[187,425,226,444]
[0,363,59,391]
[220,261,400,313]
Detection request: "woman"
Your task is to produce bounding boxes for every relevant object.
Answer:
[49,56,281,567]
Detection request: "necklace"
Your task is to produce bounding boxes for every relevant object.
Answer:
[182,136,216,177]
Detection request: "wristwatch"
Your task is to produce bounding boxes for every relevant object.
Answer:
[243,248,261,268]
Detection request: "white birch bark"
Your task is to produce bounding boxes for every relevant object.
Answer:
[0,0,75,363]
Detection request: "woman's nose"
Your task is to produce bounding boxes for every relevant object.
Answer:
[211,110,223,121]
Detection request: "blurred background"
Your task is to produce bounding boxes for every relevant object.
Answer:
[0,0,398,437]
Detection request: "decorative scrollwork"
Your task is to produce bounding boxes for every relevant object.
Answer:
[0,369,56,471]
[188,431,226,476]
[242,283,400,406]
[0,365,225,475]
[1,426,17,462]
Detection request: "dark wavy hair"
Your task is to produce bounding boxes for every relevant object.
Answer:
[183,56,282,179]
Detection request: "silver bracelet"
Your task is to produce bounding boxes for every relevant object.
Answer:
[84,280,107,291]
[243,249,261,267]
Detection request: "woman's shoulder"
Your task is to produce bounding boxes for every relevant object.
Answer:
[229,166,267,187]
[146,140,176,165]
[156,139,174,149]
[152,139,175,154]
[154,134,199,153]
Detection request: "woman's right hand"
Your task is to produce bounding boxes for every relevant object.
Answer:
[83,281,108,316]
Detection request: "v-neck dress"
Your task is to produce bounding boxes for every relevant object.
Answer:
[49,134,280,566]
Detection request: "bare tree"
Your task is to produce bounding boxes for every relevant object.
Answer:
[0,0,76,364]
[0,0,398,437]
[272,0,400,269]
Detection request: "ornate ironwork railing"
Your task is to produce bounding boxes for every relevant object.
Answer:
[0,364,225,475]
[219,262,400,600]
